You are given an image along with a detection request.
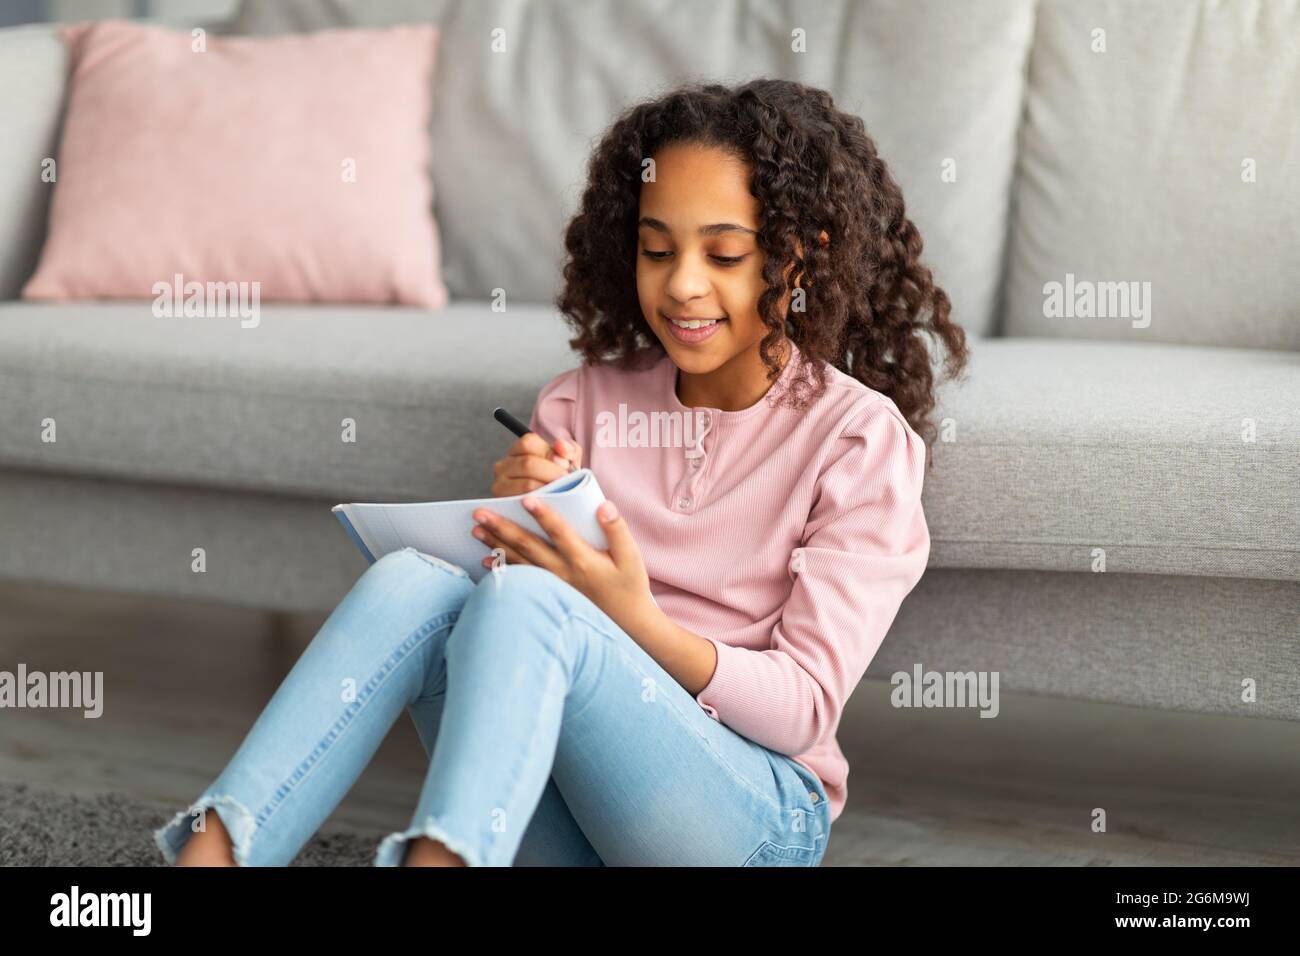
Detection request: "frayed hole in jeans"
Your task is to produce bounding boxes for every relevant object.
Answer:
[156,795,257,866]
[374,815,481,868]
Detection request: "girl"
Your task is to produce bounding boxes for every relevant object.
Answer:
[155,78,968,867]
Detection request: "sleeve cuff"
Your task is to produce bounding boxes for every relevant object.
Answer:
[694,636,745,722]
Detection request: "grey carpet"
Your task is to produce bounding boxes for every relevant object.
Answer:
[0,782,386,866]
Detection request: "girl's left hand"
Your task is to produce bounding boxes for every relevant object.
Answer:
[471,496,652,620]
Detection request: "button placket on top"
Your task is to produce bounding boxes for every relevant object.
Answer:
[675,409,712,511]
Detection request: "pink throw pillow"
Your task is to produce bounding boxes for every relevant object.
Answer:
[23,19,448,309]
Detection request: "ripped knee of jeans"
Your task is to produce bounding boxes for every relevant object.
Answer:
[405,548,473,581]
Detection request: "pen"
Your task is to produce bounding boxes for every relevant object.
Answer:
[493,407,577,473]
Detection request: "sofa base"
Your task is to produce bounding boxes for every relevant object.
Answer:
[1,467,1295,721]
[874,563,1298,723]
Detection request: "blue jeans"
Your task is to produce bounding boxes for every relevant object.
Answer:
[154,547,831,866]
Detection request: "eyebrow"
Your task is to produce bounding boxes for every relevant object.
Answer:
[638,217,757,237]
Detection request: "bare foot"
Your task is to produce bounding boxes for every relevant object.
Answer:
[402,836,468,867]
[174,808,238,866]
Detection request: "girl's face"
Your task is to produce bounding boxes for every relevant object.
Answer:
[637,143,791,385]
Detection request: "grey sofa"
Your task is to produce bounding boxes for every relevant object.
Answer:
[1,0,1296,726]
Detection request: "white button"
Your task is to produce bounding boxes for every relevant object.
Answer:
[809,791,819,802]
[678,497,691,509]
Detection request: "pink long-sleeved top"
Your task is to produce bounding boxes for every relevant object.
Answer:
[527,339,931,823]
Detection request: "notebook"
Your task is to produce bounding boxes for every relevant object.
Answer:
[332,468,610,584]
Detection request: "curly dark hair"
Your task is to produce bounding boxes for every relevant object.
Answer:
[554,78,970,467]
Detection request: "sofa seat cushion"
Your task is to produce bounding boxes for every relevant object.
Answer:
[924,339,1299,581]
[0,305,1294,581]
[0,301,580,502]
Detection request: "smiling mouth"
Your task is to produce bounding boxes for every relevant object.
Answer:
[663,313,727,329]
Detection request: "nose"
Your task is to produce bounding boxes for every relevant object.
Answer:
[664,250,713,303]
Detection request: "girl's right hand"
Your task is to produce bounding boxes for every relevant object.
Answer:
[490,433,583,497]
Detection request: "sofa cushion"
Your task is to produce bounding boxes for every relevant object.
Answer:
[1003,0,1300,349]
[22,19,449,310]
[925,338,1299,581]
[0,301,580,503]
[232,0,1038,338]
[0,15,241,302]
[1,303,1295,581]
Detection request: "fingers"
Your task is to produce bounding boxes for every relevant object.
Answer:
[472,521,528,567]
[504,431,582,466]
[491,449,569,497]
[510,433,581,467]
[495,452,563,485]
[490,477,548,498]
[595,499,637,568]
[489,433,582,498]
[506,432,553,459]
[477,534,527,568]
[520,496,587,563]
[552,438,583,470]
[472,508,560,573]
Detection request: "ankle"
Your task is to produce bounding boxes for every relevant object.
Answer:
[175,815,237,866]
[403,836,467,867]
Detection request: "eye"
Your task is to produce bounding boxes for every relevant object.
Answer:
[639,251,747,266]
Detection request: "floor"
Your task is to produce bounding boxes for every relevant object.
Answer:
[1,577,1297,865]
